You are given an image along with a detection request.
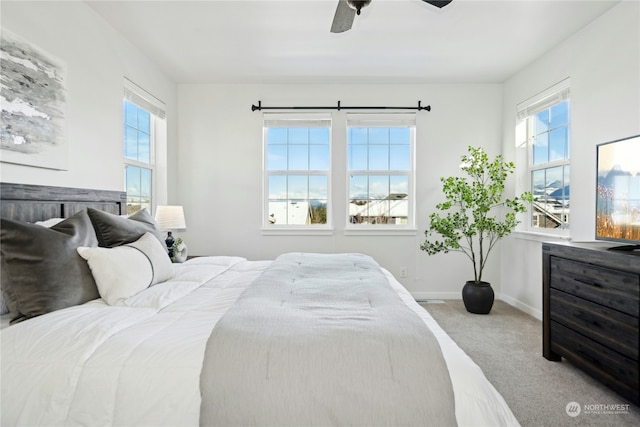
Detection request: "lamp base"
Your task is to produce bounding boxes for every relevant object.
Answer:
[165,231,175,259]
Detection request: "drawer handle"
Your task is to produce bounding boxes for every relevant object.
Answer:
[575,278,602,288]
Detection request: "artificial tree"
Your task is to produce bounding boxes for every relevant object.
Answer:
[420,146,533,313]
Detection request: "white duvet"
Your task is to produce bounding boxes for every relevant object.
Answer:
[1,256,519,427]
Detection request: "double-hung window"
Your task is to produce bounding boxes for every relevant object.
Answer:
[516,80,571,231]
[123,80,165,214]
[263,114,331,229]
[347,114,415,229]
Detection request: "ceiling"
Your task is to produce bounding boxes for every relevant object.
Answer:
[86,0,621,84]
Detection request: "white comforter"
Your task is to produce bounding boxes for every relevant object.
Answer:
[1,256,519,427]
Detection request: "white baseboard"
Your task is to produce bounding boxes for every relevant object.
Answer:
[498,294,542,320]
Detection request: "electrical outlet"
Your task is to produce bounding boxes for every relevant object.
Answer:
[400,266,407,278]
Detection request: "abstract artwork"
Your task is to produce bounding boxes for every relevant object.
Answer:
[0,29,68,170]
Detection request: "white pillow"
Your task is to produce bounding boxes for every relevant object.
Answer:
[77,232,173,305]
[34,218,65,227]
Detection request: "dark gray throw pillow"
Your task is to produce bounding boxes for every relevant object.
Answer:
[87,208,165,250]
[1,256,17,315]
[0,210,100,323]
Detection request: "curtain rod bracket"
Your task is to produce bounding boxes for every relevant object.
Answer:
[251,100,430,112]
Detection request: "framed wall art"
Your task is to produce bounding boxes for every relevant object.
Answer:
[0,29,68,170]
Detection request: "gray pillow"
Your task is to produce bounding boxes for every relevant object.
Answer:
[87,208,165,250]
[0,293,8,316]
[1,257,13,315]
[0,210,100,323]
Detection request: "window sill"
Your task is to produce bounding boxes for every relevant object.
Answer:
[261,227,334,236]
[511,230,571,243]
[343,228,418,236]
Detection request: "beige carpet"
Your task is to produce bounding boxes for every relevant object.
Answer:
[420,300,640,427]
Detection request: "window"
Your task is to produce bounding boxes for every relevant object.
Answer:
[347,114,415,228]
[516,80,570,231]
[123,80,165,215]
[263,114,331,228]
[124,100,152,214]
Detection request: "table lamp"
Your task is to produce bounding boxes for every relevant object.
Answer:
[154,205,187,262]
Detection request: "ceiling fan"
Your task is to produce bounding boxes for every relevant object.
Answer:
[330,0,452,33]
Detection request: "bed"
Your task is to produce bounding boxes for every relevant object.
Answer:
[0,183,520,426]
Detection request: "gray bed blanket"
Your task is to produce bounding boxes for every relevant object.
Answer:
[200,253,457,426]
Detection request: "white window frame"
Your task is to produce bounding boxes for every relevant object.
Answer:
[123,78,166,215]
[515,78,571,236]
[262,113,333,234]
[345,113,416,234]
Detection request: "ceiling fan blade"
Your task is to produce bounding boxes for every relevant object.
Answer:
[331,0,356,33]
[422,0,453,8]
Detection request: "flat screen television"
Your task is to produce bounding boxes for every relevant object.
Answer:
[595,134,640,251]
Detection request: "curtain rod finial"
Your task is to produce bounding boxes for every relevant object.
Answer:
[418,101,431,111]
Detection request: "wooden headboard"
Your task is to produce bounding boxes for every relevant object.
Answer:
[0,182,126,223]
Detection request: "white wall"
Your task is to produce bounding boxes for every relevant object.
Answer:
[178,83,504,298]
[0,1,177,203]
[500,1,640,318]
[5,1,636,309]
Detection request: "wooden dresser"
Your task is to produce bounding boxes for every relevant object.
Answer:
[542,241,640,405]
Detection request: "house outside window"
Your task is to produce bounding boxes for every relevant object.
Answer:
[123,80,166,214]
[516,80,571,231]
[346,114,415,229]
[263,114,331,229]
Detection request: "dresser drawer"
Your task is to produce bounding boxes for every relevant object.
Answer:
[550,321,639,403]
[549,256,640,316]
[550,289,639,360]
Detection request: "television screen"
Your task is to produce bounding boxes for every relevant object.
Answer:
[596,134,640,245]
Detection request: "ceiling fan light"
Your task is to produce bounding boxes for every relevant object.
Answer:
[347,0,372,15]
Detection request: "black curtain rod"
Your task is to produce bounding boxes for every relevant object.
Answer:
[251,100,430,112]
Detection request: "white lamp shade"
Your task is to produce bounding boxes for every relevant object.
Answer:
[155,205,187,230]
